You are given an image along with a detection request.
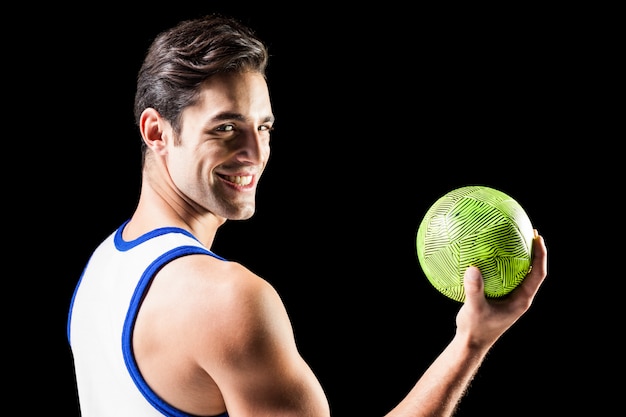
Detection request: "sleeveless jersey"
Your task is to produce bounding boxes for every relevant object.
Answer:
[67,221,229,417]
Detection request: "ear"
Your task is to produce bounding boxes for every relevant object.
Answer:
[139,108,169,155]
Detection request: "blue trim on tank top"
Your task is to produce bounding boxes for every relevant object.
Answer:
[114,219,225,261]
[121,244,229,417]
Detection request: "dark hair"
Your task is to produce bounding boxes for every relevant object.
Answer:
[134,14,269,153]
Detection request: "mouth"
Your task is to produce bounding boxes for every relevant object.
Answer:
[221,174,253,186]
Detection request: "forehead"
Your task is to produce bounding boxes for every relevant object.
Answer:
[178,72,273,136]
[196,71,271,112]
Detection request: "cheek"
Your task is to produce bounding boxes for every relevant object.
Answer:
[261,139,271,161]
[167,147,201,183]
[263,144,271,161]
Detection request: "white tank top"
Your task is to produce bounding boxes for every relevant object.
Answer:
[67,221,229,417]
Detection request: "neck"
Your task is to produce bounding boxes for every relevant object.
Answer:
[123,179,225,249]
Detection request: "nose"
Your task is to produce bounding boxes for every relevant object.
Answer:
[234,127,270,164]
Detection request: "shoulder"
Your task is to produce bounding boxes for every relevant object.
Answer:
[146,253,289,352]
[160,253,279,308]
[136,253,329,415]
[150,252,280,311]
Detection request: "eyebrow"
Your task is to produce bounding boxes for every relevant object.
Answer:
[212,112,275,124]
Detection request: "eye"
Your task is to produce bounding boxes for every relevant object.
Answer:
[259,124,274,132]
[216,124,235,132]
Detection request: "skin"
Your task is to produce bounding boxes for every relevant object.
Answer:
[125,70,548,417]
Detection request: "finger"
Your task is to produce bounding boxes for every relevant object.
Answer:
[514,230,548,300]
[463,266,485,304]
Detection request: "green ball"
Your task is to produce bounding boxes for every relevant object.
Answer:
[416,185,534,302]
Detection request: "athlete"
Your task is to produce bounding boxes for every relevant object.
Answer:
[67,13,548,417]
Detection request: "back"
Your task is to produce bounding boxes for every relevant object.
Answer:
[67,221,228,417]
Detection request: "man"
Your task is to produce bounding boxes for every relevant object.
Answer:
[67,14,548,417]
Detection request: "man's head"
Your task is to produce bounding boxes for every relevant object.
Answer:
[135,15,273,222]
[134,14,269,154]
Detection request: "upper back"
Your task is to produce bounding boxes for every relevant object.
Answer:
[67,223,229,416]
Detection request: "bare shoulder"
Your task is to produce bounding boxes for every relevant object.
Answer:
[139,253,289,357]
[133,253,293,414]
[177,253,282,312]
[136,253,329,415]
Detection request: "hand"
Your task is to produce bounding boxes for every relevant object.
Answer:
[455,230,548,347]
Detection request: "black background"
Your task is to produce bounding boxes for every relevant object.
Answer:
[20,3,617,416]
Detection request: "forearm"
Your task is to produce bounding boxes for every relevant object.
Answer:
[384,334,492,417]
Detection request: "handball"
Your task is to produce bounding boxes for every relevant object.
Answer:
[416,185,534,302]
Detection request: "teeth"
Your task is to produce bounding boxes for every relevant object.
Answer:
[224,175,252,186]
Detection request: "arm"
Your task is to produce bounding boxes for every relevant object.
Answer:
[201,262,331,417]
[187,232,546,417]
[384,231,548,417]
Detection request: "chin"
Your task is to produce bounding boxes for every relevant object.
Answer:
[227,207,256,221]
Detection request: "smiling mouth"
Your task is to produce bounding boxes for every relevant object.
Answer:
[222,175,253,186]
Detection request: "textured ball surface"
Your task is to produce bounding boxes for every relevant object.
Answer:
[416,185,534,302]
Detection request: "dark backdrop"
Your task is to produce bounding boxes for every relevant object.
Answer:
[22,3,615,416]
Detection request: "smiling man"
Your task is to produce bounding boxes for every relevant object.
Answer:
[67,13,548,417]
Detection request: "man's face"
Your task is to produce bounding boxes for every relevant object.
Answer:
[166,71,274,221]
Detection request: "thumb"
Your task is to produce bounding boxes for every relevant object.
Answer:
[463,266,484,302]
